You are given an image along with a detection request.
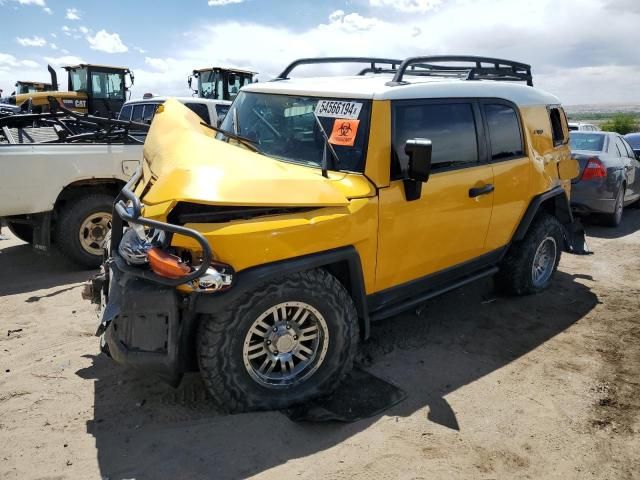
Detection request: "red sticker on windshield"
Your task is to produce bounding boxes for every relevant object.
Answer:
[329,119,360,147]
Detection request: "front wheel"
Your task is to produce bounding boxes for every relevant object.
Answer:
[496,213,563,295]
[198,269,359,412]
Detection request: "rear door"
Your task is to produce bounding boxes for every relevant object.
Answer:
[619,136,640,199]
[480,100,531,251]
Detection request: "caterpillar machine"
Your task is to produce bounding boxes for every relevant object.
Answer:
[12,81,54,95]
[3,64,134,117]
[187,67,257,101]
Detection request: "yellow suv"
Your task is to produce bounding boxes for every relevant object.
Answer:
[85,56,586,412]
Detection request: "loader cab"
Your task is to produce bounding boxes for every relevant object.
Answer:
[14,81,54,95]
[64,64,134,117]
[188,67,256,101]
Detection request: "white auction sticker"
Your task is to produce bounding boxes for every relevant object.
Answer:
[315,100,363,120]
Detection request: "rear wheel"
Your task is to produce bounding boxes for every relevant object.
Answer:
[496,213,563,295]
[603,185,624,227]
[7,222,33,244]
[198,269,359,412]
[55,194,114,268]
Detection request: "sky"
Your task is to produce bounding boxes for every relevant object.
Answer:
[0,0,639,105]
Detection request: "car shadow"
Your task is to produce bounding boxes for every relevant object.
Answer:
[583,207,640,239]
[0,241,94,296]
[78,270,598,480]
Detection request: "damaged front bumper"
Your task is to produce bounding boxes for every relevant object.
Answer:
[83,167,214,385]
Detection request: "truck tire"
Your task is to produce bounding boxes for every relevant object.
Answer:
[55,193,114,268]
[496,213,563,295]
[7,222,33,244]
[198,269,359,412]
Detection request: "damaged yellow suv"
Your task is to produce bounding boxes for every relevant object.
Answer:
[85,56,587,412]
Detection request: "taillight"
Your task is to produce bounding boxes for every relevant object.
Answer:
[581,158,607,180]
[147,247,191,278]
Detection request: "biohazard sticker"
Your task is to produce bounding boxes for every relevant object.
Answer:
[328,119,360,147]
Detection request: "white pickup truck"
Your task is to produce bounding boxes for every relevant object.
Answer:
[1,141,142,267]
[0,96,232,268]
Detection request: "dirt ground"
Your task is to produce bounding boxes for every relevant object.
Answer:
[1,211,639,480]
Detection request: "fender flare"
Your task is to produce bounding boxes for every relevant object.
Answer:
[194,246,371,338]
[513,186,590,255]
[513,186,572,242]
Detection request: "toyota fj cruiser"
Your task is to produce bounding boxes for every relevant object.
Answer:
[85,56,586,412]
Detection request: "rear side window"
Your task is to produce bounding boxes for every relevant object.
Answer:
[549,107,567,146]
[118,105,132,121]
[215,104,230,120]
[142,104,159,123]
[484,104,524,160]
[615,137,632,158]
[186,103,211,125]
[392,102,478,177]
[131,104,144,123]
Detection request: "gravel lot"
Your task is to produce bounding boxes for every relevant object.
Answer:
[1,211,639,480]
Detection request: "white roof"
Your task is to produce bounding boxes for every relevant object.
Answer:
[243,74,560,106]
[124,96,231,106]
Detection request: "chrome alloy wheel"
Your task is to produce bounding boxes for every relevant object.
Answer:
[78,212,112,256]
[242,301,329,388]
[531,236,557,288]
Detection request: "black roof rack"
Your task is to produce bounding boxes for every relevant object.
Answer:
[387,56,533,86]
[275,57,404,80]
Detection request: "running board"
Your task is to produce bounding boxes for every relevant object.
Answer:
[370,266,499,322]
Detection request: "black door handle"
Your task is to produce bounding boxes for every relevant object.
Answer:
[469,184,494,198]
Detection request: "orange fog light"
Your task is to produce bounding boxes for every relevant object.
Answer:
[147,248,191,279]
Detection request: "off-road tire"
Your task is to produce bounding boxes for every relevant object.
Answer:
[198,269,359,412]
[602,185,624,227]
[7,222,33,244]
[54,193,114,268]
[496,212,563,295]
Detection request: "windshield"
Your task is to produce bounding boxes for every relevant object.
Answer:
[69,68,88,92]
[217,92,371,172]
[569,133,605,152]
[90,71,125,99]
[198,70,222,99]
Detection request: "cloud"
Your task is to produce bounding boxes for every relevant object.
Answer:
[43,6,51,13]
[65,7,80,20]
[44,55,84,67]
[369,0,442,13]
[134,46,147,54]
[50,33,57,38]
[323,10,382,32]
[207,0,243,5]
[16,36,47,47]
[79,26,89,34]
[86,30,128,53]
[50,43,58,50]
[0,53,40,69]
[144,56,175,72]
[16,0,45,5]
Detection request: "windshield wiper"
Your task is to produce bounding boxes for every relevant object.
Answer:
[200,121,259,152]
[312,113,341,178]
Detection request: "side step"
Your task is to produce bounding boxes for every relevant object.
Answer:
[370,266,499,322]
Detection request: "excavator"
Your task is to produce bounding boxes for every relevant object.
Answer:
[187,67,257,101]
[4,64,134,117]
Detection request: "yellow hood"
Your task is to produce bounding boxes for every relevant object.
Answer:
[141,99,374,207]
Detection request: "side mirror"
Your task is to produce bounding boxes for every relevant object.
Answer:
[187,75,192,89]
[403,138,432,201]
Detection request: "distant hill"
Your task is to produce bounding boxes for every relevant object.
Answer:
[564,104,640,125]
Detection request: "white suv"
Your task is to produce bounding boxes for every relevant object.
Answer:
[119,96,231,127]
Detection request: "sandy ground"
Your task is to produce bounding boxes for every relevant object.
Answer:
[0,211,639,480]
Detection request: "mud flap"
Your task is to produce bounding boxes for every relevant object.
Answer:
[563,217,592,255]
